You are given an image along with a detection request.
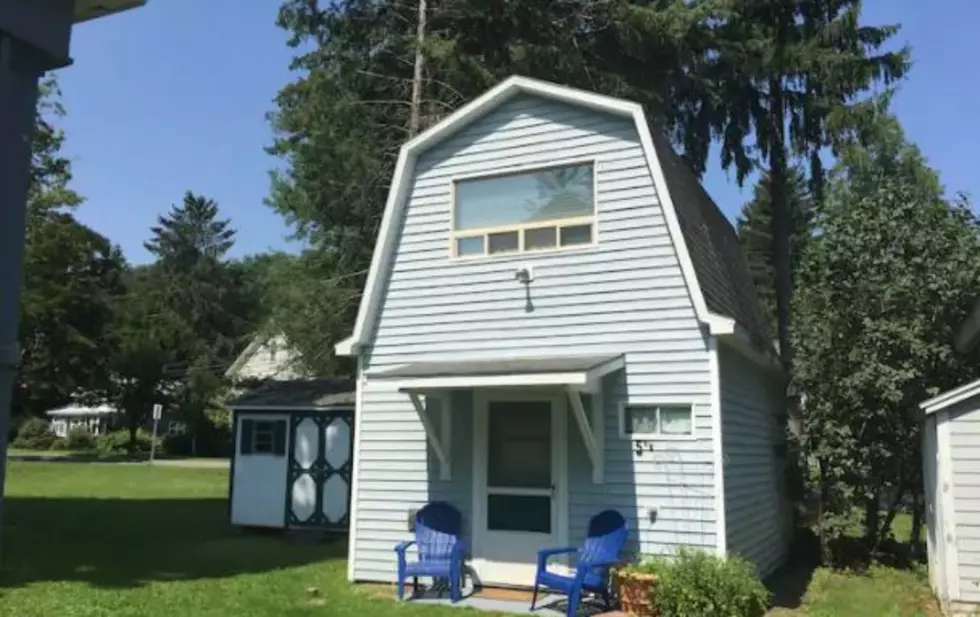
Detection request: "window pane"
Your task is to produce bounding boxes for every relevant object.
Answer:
[625,406,658,435]
[455,164,594,231]
[488,402,551,488]
[488,494,551,533]
[660,406,693,435]
[560,224,593,246]
[525,226,557,251]
[456,236,484,256]
[488,231,519,254]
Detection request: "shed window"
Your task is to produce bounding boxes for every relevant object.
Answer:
[240,419,287,456]
[453,163,595,257]
[621,404,693,438]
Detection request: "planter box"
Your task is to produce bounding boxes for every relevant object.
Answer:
[613,570,658,617]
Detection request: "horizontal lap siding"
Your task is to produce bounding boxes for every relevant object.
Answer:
[568,370,716,558]
[353,95,712,582]
[949,403,980,601]
[719,346,789,578]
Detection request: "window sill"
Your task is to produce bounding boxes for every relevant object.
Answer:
[621,434,698,442]
[449,242,599,263]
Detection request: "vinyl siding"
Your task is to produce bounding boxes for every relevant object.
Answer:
[353,94,714,582]
[947,401,980,602]
[719,345,789,578]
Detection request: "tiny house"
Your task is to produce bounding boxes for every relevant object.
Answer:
[228,379,354,530]
[334,76,791,588]
[921,379,980,615]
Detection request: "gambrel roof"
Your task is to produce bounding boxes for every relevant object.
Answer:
[336,76,771,356]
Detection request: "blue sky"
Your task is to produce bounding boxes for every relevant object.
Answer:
[59,0,976,263]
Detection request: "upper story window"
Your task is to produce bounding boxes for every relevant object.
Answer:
[452,163,595,258]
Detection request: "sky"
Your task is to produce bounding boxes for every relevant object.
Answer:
[58,0,978,264]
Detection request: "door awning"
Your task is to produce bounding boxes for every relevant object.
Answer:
[369,354,625,392]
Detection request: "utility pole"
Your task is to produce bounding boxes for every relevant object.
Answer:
[0,0,146,562]
[408,0,427,138]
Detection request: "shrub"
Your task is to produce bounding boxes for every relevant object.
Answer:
[65,427,97,451]
[96,429,164,456]
[49,437,70,451]
[642,549,770,617]
[12,417,56,450]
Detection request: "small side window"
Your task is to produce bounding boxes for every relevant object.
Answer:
[241,419,287,456]
[622,404,694,438]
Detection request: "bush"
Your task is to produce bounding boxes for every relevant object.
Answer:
[639,549,770,617]
[65,427,97,451]
[12,417,56,450]
[96,429,164,456]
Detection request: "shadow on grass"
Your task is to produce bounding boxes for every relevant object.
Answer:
[0,497,346,590]
[765,530,926,611]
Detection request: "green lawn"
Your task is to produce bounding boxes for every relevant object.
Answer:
[0,461,940,617]
[0,462,489,617]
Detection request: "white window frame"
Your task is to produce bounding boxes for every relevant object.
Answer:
[449,159,599,259]
[618,402,696,440]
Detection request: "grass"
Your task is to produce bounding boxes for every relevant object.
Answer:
[0,461,941,617]
[772,566,940,617]
[0,462,493,617]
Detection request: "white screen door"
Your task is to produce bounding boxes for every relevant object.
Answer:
[473,396,566,586]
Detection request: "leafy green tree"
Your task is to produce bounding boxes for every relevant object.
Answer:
[103,267,186,444]
[736,167,812,334]
[792,112,980,561]
[14,77,126,418]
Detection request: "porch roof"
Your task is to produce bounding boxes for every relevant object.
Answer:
[370,354,624,391]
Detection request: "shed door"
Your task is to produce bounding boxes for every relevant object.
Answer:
[231,414,290,527]
[286,411,354,530]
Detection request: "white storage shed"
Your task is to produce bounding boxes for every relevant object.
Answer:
[921,378,980,616]
[228,379,355,531]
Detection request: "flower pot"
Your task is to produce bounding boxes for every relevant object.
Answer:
[614,570,658,617]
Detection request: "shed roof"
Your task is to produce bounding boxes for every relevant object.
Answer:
[920,377,980,415]
[229,379,355,410]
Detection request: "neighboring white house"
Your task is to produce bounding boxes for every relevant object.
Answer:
[225,333,305,383]
[46,404,119,437]
[334,76,791,588]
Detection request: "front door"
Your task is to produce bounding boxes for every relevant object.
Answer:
[473,394,567,587]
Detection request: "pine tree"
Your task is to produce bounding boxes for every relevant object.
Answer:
[736,167,812,335]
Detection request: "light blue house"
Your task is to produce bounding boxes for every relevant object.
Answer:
[336,76,790,588]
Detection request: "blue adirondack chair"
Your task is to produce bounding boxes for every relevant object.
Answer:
[394,501,466,602]
[531,509,628,617]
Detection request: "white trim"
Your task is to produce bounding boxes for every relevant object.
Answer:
[231,405,354,412]
[225,335,266,378]
[388,356,624,392]
[617,401,697,440]
[340,75,713,355]
[921,377,980,415]
[709,336,727,556]
[408,392,450,480]
[937,410,961,600]
[566,385,600,482]
[335,336,355,357]
[705,312,736,336]
[471,389,569,584]
[592,388,605,484]
[397,372,591,390]
[346,357,365,582]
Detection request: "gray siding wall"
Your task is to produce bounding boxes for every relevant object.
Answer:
[353,95,715,582]
[719,345,789,578]
[947,401,980,601]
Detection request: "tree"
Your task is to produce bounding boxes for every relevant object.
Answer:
[144,192,253,441]
[14,77,126,418]
[709,0,909,373]
[103,266,186,444]
[792,112,980,562]
[736,167,812,334]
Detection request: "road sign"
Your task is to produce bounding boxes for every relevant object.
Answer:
[152,404,162,420]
